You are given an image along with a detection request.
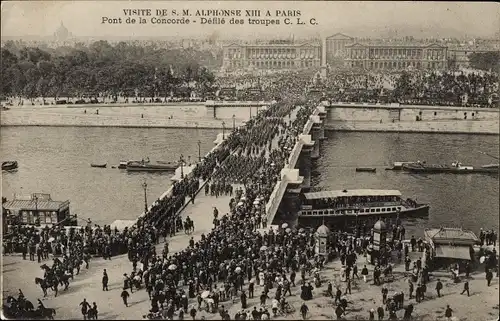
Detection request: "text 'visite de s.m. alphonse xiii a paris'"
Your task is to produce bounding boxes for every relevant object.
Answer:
[101,9,318,26]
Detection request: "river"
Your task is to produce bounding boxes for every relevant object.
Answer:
[1,126,219,226]
[1,127,498,235]
[311,131,499,236]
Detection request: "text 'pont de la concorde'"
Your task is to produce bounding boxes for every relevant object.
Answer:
[101,9,319,26]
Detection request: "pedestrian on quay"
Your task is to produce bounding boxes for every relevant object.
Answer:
[300,302,309,320]
[121,288,130,307]
[344,278,352,295]
[353,264,360,280]
[102,269,109,291]
[79,298,91,320]
[460,280,470,296]
[369,308,375,320]
[445,305,453,321]
[408,279,414,299]
[326,281,334,298]
[90,302,98,320]
[486,269,493,286]
[361,265,369,283]
[435,279,443,297]
[377,305,385,320]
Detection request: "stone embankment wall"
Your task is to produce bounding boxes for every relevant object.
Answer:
[0,105,244,129]
[325,104,500,135]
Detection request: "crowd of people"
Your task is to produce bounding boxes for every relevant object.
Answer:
[321,70,498,107]
[3,68,498,321]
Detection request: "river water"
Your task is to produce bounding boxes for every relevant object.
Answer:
[1,126,219,226]
[311,131,499,236]
[2,127,499,235]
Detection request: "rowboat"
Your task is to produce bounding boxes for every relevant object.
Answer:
[90,163,107,168]
[2,161,18,171]
[356,167,376,173]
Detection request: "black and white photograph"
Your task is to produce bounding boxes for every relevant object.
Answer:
[1,1,499,320]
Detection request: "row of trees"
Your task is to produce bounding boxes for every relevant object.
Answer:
[1,41,219,100]
[469,51,500,72]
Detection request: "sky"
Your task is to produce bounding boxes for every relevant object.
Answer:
[1,1,499,39]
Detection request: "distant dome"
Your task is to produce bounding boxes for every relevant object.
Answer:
[316,224,330,235]
[54,21,70,41]
[374,220,387,231]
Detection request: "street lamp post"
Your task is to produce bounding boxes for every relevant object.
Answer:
[232,114,235,131]
[33,195,39,226]
[197,140,201,162]
[222,121,226,139]
[142,181,148,214]
[179,154,185,179]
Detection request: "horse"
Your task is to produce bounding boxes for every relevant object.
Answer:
[35,277,51,297]
[57,274,72,290]
[35,277,59,297]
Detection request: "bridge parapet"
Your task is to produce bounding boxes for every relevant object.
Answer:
[265,105,326,224]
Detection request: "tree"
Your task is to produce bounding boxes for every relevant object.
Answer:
[469,51,500,72]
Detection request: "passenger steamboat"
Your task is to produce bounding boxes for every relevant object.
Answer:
[297,189,429,228]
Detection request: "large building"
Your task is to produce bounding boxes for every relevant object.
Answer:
[344,42,448,70]
[221,40,321,72]
[325,33,354,65]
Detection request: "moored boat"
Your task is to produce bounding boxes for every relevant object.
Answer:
[298,189,429,228]
[402,162,499,174]
[356,167,376,173]
[157,160,177,165]
[126,162,177,172]
[90,163,107,168]
[2,161,18,171]
[385,161,416,170]
[481,163,499,169]
[118,158,150,169]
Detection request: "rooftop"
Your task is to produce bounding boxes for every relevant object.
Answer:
[3,194,69,211]
[303,189,402,200]
[347,42,446,48]
[424,227,479,242]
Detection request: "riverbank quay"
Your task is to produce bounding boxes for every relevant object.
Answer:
[3,102,499,135]
[0,107,245,130]
[324,103,500,135]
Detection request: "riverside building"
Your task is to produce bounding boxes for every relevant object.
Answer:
[221,40,321,72]
[344,41,448,70]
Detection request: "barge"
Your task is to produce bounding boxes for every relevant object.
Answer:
[297,189,429,228]
[126,162,177,172]
[402,162,499,174]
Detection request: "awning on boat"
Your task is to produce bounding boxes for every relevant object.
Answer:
[110,219,136,231]
[434,244,471,260]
